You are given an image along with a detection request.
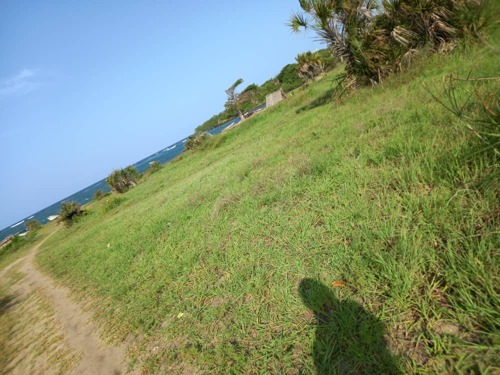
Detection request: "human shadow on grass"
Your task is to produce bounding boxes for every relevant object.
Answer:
[296,89,336,114]
[299,278,401,375]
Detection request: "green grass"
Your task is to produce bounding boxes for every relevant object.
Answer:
[36,38,499,374]
[0,224,57,270]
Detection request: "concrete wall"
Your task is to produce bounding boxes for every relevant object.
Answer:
[266,90,285,108]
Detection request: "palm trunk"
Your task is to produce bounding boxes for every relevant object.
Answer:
[237,106,245,121]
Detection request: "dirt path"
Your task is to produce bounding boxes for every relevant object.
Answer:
[0,230,129,375]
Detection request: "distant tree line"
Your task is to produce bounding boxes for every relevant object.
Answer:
[195,48,337,134]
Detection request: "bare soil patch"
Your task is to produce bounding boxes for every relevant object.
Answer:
[0,230,130,375]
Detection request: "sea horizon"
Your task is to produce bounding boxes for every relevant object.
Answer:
[0,105,265,243]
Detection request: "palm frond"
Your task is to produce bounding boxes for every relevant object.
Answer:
[299,0,313,12]
[391,25,419,47]
[288,11,311,33]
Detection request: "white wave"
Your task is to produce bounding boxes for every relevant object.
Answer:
[166,145,176,150]
[27,215,34,219]
[10,220,24,228]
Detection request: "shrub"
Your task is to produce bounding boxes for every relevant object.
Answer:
[25,219,41,232]
[277,63,305,92]
[184,132,213,151]
[93,189,107,200]
[149,161,162,173]
[103,196,125,213]
[59,201,83,227]
[0,235,24,260]
[106,166,138,193]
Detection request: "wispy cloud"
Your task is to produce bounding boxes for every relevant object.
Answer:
[0,69,40,97]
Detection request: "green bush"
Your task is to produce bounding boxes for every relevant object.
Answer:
[184,132,213,151]
[93,189,107,200]
[276,63,305,92]
[59,201,83,227]
[25,219,41,232]
[149,161,162,173]
[103,196,125,213]
[1,235,22,251]
[0,235,29,266]
[106,166,138,193]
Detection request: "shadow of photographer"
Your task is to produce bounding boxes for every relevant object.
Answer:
[299,278,401,374]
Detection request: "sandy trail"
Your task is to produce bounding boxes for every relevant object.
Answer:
[0,229,129,375]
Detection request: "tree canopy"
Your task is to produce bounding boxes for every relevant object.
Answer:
[225,78,246,121]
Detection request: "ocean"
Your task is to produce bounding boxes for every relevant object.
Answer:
[0,104,265,242]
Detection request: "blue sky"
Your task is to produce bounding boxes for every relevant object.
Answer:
[0,1,321,229]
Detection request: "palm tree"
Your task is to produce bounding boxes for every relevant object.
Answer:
[225,78,246,121]
[296,51,325,81]
[289,0,378,83]
[106,166,138,193]
[289,0,485,84]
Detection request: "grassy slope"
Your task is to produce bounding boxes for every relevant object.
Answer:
[37,39,499,373]
[0,223,57,269]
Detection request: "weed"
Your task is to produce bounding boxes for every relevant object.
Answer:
[103,196,126,213]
